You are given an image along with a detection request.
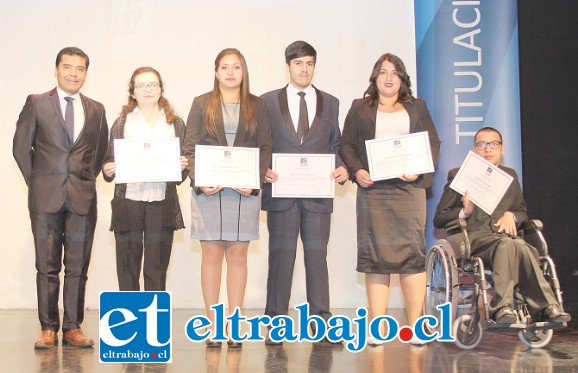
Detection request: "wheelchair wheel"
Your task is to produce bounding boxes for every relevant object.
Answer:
[452,314,483,350]
[518,328,553,349]
[425,240,458,333]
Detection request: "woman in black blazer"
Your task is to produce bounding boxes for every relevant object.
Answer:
[183,48,272,348]
[339,53,440,346]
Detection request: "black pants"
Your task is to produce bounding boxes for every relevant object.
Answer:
[473,234,558,316]
[114,199,174,291]
[30,199,96,332]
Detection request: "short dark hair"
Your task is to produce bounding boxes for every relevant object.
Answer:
[55,47,90,69]
[474,127,503,143]
[285,41,317,65]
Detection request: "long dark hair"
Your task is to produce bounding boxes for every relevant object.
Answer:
[205,48,256,136]
[120,66,179,124]
[364,53,414,106]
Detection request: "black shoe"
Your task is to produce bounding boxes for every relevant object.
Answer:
[317,337,344,347]
[264,336,283,346]
[543,304,571,323]
[493,305,517,324]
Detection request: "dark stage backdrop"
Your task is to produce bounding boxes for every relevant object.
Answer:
[518,1,578,305]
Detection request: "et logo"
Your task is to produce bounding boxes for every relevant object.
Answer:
[99,292,172,363]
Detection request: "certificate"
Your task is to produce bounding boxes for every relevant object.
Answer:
[272,153,335,198]
[195,145,260,189]
[365,131,434,181]
[449,151,514,215]
[114,138,181,183]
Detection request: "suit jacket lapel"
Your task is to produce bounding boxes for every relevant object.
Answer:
[49,88,68,130]
[362,100,377,139]
[401,101,418,133]
[50,88,76,147]
[214,104,229,146]
[233,105,247,146]
[303,87,324,141]
[278,88,300,144]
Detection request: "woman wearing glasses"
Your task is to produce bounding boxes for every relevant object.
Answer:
[102,67,188,291]
[183,48,272,348]
[339,53,440,346]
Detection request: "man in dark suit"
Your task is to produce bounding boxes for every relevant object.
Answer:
[13,47,109,349]
[434,127,569,324]
[261,41,348,344]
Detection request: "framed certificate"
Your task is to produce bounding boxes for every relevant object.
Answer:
[449,151,514,215]
[365,131,434,181]
[272,153,335,198]
[194,145,260,189]
[114,138,181,183]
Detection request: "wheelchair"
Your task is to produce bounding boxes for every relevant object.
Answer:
[424,218,567,350]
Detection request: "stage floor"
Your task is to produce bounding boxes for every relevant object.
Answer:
[2,307,578,372]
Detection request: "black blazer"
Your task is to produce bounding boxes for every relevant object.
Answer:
[260,86,344,213]
[13,88,108,215]
[339,98,440,189]
[102,115,187,232]
[183,92,272,192]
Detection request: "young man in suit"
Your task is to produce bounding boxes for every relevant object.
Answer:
[260,41,348,344]
[434,127,570,324]
[13,47,109,349]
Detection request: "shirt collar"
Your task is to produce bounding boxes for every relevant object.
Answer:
[130,106,167,120]
[287,83,315,97]
[56,87,81,101]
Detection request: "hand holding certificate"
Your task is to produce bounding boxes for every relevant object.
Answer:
[449,151,514,215]
[365,131,434,181]
[272,154,335,198]
[114,138,182,183]
[194,145,260,189]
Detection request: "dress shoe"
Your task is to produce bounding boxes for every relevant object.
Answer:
[62,328,94,348]
[492,305,517,324]
[543,304,571,323]
[264,336,283,346]
[34,330,57,349]
[317,337,343,346]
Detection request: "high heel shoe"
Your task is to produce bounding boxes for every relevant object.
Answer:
[206,339,222,348]
[226,322,242,349]
[204,327,222,348]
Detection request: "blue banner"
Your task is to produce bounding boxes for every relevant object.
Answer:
[414,0,522,244]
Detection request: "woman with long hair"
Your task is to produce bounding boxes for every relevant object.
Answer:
[102,66,188,291]
[183,48,272,348]
[339,53,441,346]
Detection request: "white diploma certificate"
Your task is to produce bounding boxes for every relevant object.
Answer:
[114,138,181,183]
[272,153,335,198]
[365,131,435,181]
[194,145,260,189]
[449,151,514,215]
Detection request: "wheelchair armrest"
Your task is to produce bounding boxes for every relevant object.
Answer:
[444,218,472,259]
[518,219,548,256]
[444,218,468,236]
[518,219,543,232]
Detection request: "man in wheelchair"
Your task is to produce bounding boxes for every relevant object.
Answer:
[433,127,570,325]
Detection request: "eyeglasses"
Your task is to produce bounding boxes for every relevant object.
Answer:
[134,82,160,91]
[474,140,502,150]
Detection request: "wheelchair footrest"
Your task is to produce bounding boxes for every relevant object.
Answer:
[525,321,567,331]
[487,321,527,330]
[486,320,567,331]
